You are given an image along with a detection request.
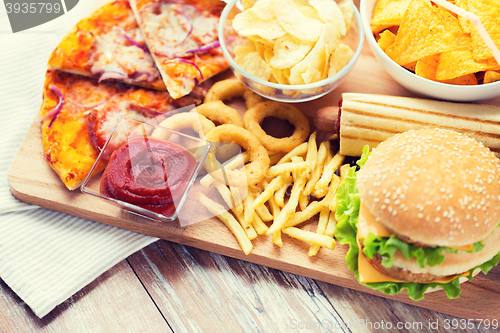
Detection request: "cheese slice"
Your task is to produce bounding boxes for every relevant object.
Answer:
[356,203,470,284]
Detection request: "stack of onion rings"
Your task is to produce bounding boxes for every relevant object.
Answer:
[193,100,244,127]
[204,124,270,187]
[204,78,264,109]
[243,101,310,153]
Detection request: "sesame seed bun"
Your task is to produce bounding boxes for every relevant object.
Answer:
[357,128,500,248]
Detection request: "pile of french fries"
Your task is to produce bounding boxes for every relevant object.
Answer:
[196,133,348,255]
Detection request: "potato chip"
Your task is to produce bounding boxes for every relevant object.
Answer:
[377,29,396,51]
[238,51,272,81]
[269,35,314,69]
[289,23,340,84]
[371,0,412,33]
[241,0,258,10]
[235,38,257,61]
[467,0,500,61]
[484,70,500,84]
[328,42,354,77]
[390,0,458,66]
[232,1,286,41]
[338,0,354,33]
[274,0,324,42]
[309,0,347,36]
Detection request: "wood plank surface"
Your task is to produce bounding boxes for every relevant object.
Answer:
[0,261,171,332]
[7,11,500,323]
[129,240,493,333]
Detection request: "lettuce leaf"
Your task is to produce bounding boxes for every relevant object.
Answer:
[333,145,500,301]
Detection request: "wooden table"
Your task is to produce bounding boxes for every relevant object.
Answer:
[0,239,497,332]
[3,2,500,332]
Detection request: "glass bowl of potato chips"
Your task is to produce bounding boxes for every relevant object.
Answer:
[361,0,500,102]
[219,0,364,103]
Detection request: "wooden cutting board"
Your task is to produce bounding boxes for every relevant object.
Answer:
[8,45,500,321]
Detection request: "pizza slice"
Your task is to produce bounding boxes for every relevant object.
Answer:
[129,0,242,98]
[47,0,166,90]
[40,70,209,190]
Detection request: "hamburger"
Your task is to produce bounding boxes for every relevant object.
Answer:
[334,128,500,300]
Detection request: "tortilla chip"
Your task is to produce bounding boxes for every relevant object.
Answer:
[467,0,500,61]
[390,0,457,66]
[437,49,500,80]
[377,29,396,51]
[484,70,500,84]
[416,54,478,84]
[371,0,412,33]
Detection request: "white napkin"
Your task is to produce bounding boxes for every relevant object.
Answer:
[0,1,158,318]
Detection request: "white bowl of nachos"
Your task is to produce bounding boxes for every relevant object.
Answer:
[218,0,364,103]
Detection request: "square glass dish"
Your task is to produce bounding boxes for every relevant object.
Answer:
[81,116,211,222]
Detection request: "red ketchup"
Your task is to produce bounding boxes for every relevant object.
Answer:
[100,137,196,217]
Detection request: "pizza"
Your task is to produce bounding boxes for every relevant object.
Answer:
[40,70,209,190]
[47,0,165,90]
[129,0,242,98]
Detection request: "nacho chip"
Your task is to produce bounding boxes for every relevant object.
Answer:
[390,0,458,66]
[484,70,500,84]
[274,0,324,42]
[416,54,478,84]
[467,0,500,61]
[328,43,354,76]
[270,35,314,69]
[371,0,412,33]
[437,49,500,80]
[377,29,396,51]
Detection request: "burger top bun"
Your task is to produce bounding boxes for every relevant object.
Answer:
[357,128,500,248]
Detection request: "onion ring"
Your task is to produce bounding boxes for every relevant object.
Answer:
[204,79,264,109]
[193,100,244,127]
[243,101,310,153]
[151,112,215,140]
[204,124,270,187]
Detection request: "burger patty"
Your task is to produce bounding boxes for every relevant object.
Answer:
[370,253,444,283]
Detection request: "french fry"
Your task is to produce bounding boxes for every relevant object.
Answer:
[282,227,336,250]
[268,162,307,234]
[325,211,337,238]
[230,185,244,215]
[276,142,308,165]
[315,153,345,190]
[321,175,341,208]
[252,214,269,235]
[268,196,283,246]
[284,200,322,227]
[233,208,258,240]
[243,190,255,227]
[196,192,253,255]
[308,207,331,256]
[269,152,286,165]
[252,175,284,209]
[339,164,351,182]
[305,132,318,177]
[256,203,273,222]
[299,192,309,211]
[213,180,234,209]
[275,174,293,207]
[303,140,329,196]
[267,161,310,177]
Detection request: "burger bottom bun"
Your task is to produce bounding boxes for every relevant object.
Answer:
[421,269,481,295]
[389,225,500,278]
